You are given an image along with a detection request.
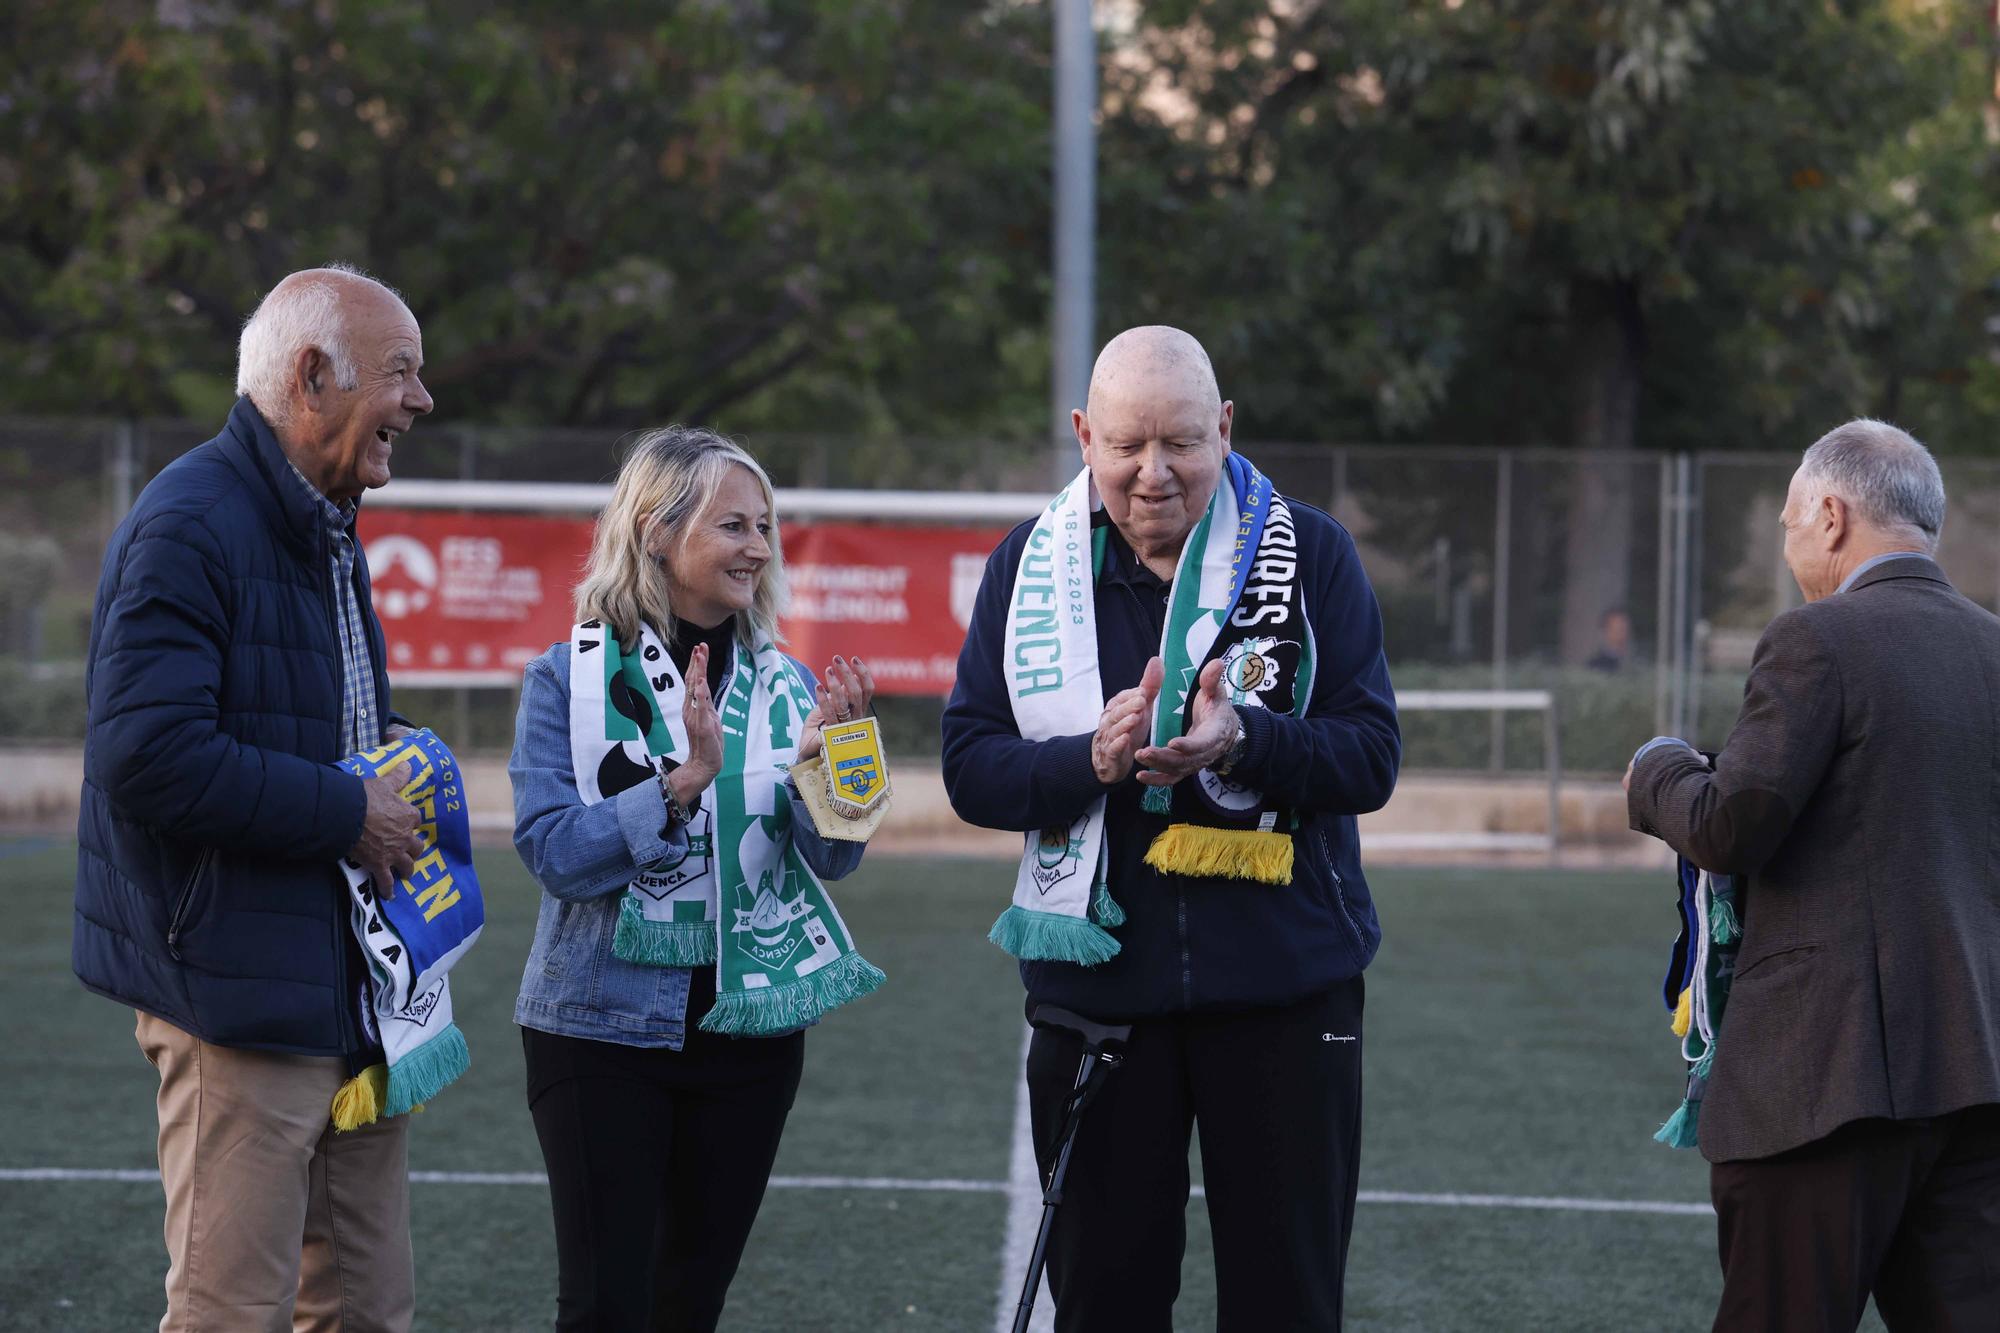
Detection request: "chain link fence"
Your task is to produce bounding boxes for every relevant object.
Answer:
[12,417,2000,772]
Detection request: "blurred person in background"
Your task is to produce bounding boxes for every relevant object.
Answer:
[1626,419,2000,1331]
[509,426,883,1332]
[73,264,435,1331]
[943,326,1400,1330]
[1586,606,1632,672]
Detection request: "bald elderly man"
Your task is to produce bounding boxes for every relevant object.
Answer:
[75,265,434,1331]
[945,327,1399,1329]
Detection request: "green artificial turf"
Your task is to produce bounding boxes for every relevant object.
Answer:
[0,839,1888,1330]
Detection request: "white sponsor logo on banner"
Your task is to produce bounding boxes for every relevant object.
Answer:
[369,536,438,619]
[790,564,910,623]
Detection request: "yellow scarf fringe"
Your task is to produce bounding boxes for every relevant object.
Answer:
[331,1064,388,1132]
[1670,985,1693,1039]
[1143,824,1294,885]
[331,1064,429,1131]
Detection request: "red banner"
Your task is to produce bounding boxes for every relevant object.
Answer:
[779,522,1012,695]
[357,510,1010,696]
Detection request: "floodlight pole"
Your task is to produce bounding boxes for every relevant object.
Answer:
[1051,0,1096,488]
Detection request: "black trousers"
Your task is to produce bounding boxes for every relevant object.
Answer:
[1710,1103,2000,1333]
[522,985,805,1333]
[1024,976,1365,1333]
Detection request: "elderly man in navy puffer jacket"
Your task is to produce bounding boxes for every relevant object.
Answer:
[944,326,1400,1332]
[75,264,435,1333]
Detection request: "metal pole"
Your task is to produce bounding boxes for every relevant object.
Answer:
[1490,453,1513,772]
[1051,0,1096,488]
[1545,699,1562,868]
[1684,459,1708,745]
[1668,453,1693,738]
[1654,455,1674,736]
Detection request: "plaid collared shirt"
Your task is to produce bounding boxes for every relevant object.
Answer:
[283,460,381,757]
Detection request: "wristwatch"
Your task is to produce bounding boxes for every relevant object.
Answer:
[1213,708,1249,777]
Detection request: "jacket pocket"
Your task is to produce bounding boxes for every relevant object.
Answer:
[1312,820,1369,948]
[1733,943,1820,983]
[166,848,216,962]
[541,901,577,978]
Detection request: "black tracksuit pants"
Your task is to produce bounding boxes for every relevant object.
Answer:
[1025,976,1366,1332]
[522,971,805,1333]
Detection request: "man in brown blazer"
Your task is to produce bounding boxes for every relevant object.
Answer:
[1626,419,2000,1332]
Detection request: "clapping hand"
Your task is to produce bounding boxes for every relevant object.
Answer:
[668,642,725,807]
[797,655,876,763]
[1093,657,1162,784]
[1135,658,1237,787]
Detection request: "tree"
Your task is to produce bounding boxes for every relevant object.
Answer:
[1096,0,1997,660]
[0,0,1054,457]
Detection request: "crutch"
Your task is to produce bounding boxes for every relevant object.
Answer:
[1010,1003,1133,1333]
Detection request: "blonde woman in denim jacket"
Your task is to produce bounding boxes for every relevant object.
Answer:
[509,426,873,1332]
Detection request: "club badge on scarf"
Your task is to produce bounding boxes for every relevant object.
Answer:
[331,729,483,1131]
[990,453,1315,965]
[569,620,885,1035]
[1655,854,1742,1148]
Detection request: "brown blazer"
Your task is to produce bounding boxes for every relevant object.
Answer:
[1630,555,2000,1163]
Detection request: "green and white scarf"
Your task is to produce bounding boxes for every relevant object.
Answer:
[990,454,1315,965]
[569,619,884,1035]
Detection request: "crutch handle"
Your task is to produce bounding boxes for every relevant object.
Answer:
[1029,1003,1132,1056]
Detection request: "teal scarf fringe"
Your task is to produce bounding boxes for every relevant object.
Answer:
[1709,897,1740,945]
[1656,1045,1717,1150]
[1141,786,1172,815]
[1653,1096,1701,1149]
[1090,882,1126,928]
[614,896,718,966]
[699,951,886,1037]
[385,1023,470,1119]
[988,905,1121,965]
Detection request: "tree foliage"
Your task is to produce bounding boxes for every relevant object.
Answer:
[1099,0,1997,454]
[0,0,1052,439]
[1,0,1993,472]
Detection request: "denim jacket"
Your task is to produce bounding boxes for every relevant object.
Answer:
[511,641,865,1048]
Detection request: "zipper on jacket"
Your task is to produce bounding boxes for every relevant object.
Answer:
[1317,823,1367,941]
[317,524,364,1058]
[166,848,216,962]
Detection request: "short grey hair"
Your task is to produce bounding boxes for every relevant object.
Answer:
[235,263,407,428]
[1795,418,1946,549]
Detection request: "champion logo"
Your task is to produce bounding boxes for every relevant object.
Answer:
[1320,1033,1356,1043]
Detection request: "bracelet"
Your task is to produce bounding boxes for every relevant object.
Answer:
[660,769,695,828]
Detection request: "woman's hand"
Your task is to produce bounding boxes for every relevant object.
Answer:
[668,643,725,806]
[796,655,876,763]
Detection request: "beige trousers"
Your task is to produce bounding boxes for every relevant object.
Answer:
[136,1011,414,1333]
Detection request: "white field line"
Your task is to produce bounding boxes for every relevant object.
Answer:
[995,1023,1055,1333]
[0,1170,1715,1220]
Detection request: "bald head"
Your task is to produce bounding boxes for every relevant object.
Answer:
[1073,325,1234,574]
[1086,325,1221,420]
[235,263,432,503]
[236,265,415,430]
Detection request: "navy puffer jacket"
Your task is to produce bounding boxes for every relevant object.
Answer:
[73,397,395,1056]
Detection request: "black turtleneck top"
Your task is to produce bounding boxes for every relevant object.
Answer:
[665,614,737,696]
